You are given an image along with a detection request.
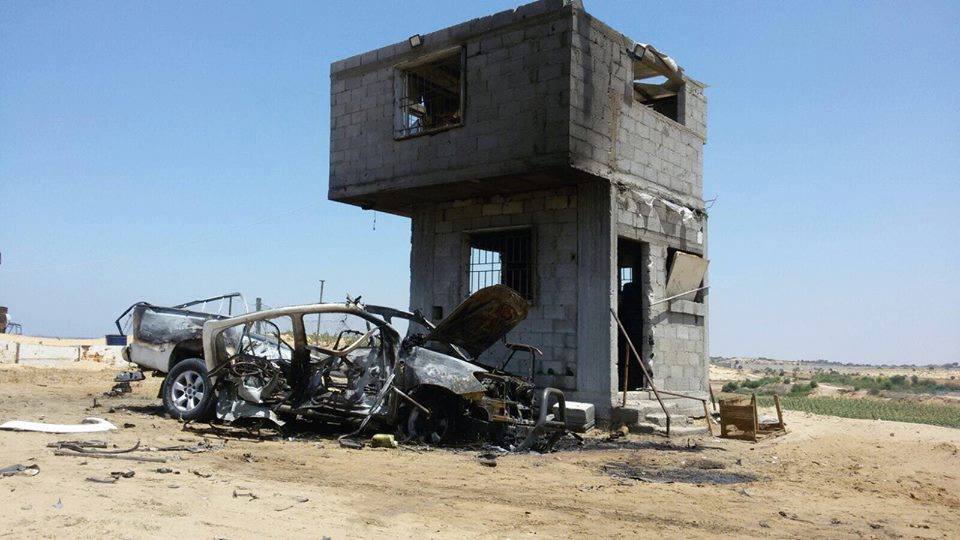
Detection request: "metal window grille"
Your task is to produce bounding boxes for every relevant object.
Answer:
[396,51,462,138]
[468,230,533,300]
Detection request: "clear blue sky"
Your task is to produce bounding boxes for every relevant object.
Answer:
[2,1,958,364]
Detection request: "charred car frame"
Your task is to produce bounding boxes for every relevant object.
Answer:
[123,286,567,450]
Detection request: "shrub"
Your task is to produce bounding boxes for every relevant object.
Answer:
[721,381,739,393]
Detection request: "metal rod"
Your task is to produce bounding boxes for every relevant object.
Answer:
[315,279,326,339]
[702,400,715,437]
[611,308,671,436]
[651,388,707,402]
[621,344,629,407]
[392,387,431,417]
[649,285,710,306]
[53,451,167,463]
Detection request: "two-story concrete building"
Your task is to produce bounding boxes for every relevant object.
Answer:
[329,0,709,419]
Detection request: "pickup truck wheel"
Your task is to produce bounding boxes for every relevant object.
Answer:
[162,358,215,421]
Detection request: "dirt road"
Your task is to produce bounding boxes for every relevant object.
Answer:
[1,365,958,539]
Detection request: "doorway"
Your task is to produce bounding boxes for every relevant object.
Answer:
[617,238,648,391]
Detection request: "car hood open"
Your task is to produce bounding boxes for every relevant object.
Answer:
[426,285,529,358]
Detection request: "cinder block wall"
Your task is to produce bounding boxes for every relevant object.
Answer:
[329,1,575,208]
[568,10,707,208]
[409,187,581,390]
[616,189,708,394]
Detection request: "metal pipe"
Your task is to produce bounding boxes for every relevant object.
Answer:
[315,279,326,339]
[649,286,710,307]
[391,387,431,417]
[611,308,671,436]
[517,387,566,452]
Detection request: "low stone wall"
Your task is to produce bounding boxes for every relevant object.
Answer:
[0,335,127,367]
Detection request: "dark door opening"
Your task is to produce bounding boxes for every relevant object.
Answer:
[617,238,647,391]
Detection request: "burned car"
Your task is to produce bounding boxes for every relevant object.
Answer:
[169,286,565,449]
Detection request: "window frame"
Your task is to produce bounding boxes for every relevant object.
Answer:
[665,247,707,303]
[464,226,535,303]
[393,46,465,140]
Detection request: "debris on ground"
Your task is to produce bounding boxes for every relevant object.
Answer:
[52,440,169,463]
[86,469,136,484]
[233,490,258,501]
[0,417,118,434]
[369,434,398,448]
[86,476,119,484]
[339,438,363,450]
[104,371,145,397]
[104,382,132,397]
[477,453,499,467]
[0,464,40,478]
[150,441,221,453]
[47,440,107,449]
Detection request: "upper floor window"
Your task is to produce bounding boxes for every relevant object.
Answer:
[395,47,463,139]
[630,44,684,124]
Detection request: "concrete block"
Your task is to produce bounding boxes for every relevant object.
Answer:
[80,345,127,366]
[631,422,708,437]
[670,299,704,317]
[553,400,595,432]
[644,412,691,427]
[17,343,79,363]
[0,340,18,363]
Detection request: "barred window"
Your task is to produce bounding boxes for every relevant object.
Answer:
[395,48,463,139]
[468,230,533,300]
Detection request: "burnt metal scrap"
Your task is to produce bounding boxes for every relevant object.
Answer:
[122,285,569,451]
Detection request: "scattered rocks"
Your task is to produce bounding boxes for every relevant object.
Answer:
[477,453,498,467]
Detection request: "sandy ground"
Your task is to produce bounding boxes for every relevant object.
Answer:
[1,365,958,539]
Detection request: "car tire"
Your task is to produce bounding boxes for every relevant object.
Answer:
[162,358,215,422]
[405,393,459,445]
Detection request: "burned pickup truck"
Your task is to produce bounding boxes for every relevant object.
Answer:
[115,292,249,375]
[121,286,566,449]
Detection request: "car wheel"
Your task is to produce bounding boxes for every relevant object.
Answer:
[405,393,459,445]
[162,358,215,421]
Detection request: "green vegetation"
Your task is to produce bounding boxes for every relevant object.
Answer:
[809,372,960,395]
[754,395,960,429]
[723,373,959,399]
